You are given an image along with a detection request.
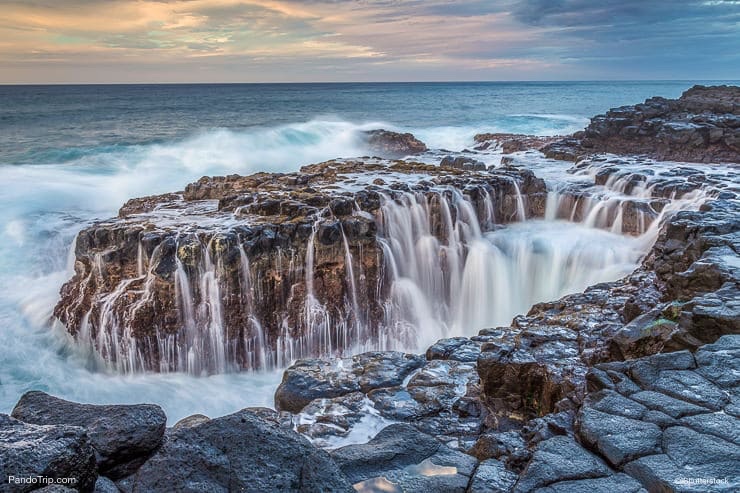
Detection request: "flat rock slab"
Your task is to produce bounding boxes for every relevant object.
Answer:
[513,436,611,492]
[11,391,166,479]
[331,424,476,492]
[534,473,646,493]
[577,408,662,467]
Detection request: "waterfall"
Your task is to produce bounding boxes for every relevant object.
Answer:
[74,163,711,375]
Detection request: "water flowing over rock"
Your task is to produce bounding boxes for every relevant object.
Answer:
[542,85,740,163]
[117,409,353,492]
[54,159,548,374]
[37,86,740,492]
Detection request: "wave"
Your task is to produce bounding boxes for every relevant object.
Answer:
[0,119,385,418]
[0,113,586,419]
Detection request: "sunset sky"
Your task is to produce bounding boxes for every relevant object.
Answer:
[1,0,739,83]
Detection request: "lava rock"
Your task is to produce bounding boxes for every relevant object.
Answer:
[364,129,428,157]
[577,408,662,467]
[275,352,425,413]
[467,458,518,493]
[0,414,97,493]
[11,391,166,479]
[513,436,611,492]
[120,409,352,492]
[330,424,476,492]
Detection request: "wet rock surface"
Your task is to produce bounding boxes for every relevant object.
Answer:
[473,133,561,154]
[20,86,740,492]
[542,85,740,163]
[54,158,546,373]
[331,423,477,492]
[281,188,739,490]
[364,129,428,157]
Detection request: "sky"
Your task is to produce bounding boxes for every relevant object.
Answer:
[0,0,739,83]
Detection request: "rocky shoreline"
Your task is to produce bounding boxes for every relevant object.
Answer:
[2,85,739,492]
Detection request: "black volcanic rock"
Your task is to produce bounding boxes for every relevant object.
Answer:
[54,159,546,374]
[118,409,352,493]
[11,391,166,479]
[274,351,425,413]
[543,85,740,163]
[0,414,97,493]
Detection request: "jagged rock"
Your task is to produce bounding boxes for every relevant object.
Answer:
[440,156,486,171]
[11,391,166,479]
[172,414,210,430]
[93,477,119,493]
[0,414,97,493]
[330,424,476,492]
[426,337,481,362]
[275,351,425,413]
[119,409,352,493]
[468,431,530,471]
[54,159,546,373]
[477,344,581,421]
[364,129,428,157]
[467,458,518,493]
[472,133,560,153]
[544,85,740,163]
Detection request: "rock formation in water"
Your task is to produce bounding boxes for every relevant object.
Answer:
[364,129,428,157]
[54,159,546,373]
[542,85,740,163]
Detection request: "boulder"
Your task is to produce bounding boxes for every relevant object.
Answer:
[513,436,611,492]
[275,352,425,413]
[0,414,97,493]
[330,424,476,492]
[11,391,165,479]
[120,409,352,492]
[467,458,518,493]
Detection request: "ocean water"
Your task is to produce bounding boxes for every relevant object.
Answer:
[0,81,729,422]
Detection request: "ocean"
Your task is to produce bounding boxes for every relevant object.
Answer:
[0,80,731,422]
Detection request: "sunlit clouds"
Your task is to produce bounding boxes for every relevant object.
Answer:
[0,0,738,82]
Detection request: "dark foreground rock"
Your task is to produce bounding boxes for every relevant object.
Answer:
[11,391,166,479]
[542,85,740,163]
[473,133,561,154]
[118,409,352,493]
[0,414,97,493]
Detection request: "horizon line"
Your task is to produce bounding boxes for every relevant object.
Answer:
[1,79,739,87]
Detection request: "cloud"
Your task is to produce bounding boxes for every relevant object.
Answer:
[0,0,737,82]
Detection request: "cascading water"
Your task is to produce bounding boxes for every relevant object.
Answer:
[65,160,711,376]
